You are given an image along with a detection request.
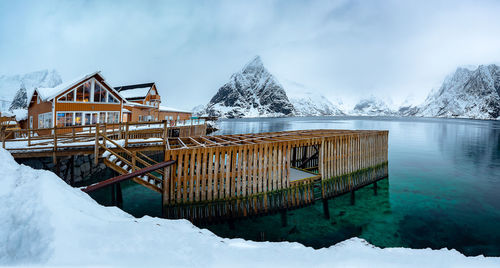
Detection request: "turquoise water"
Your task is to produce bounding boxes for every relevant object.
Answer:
[89,116,500,256]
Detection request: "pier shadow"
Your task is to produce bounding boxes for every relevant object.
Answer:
[204,178,391,249]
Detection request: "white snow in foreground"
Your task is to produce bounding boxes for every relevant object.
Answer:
[0,149,498,267]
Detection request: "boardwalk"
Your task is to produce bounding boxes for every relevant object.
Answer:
[4,125,388,222]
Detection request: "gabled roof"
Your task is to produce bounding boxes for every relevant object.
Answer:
[114,83,155,99]
[30,71,123,103]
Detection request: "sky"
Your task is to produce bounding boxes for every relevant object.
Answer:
[2,0,500,110]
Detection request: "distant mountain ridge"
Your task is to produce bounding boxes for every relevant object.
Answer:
[0,69,62,112]
[415,65,500,120]
[350,96,396,116]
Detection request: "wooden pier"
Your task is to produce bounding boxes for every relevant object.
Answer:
[4,125,388,223]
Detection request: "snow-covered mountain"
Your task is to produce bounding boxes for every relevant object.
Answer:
[351,96,396,116]
[0,69,62,112]
[416,65,500,120]
[282,80,344,116]
[197,56,295,118]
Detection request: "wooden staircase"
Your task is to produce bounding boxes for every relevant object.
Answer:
[98,133,166,194]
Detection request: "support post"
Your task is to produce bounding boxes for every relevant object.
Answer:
[1,127,5,149]
[162,120,167,147]
[162,165,170,218]
[373,182,378,196]
[94,124,100,166]
[280,209,288,227]
[115,183,123,208]
[72,127,75,143]
[322,198,330,219]
[28,127,31,146]
[53,125,57,164]
[350,190,355,205]
[125,122,129,147]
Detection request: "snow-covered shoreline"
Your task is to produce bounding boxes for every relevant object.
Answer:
[0,149,499,267]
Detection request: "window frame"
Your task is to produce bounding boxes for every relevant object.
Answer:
[56,78,121,104]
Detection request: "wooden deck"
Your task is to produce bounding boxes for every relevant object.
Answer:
[4,125,389,223]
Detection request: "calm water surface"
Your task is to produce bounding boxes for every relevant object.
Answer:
[90,116,500,256]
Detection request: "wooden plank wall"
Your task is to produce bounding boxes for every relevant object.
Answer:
[161,130,388,222]
[320,132,389,198]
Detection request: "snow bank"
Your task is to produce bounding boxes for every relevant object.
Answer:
[0,149,498,267]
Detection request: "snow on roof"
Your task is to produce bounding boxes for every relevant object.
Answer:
[159,105,191,113]
[34,71,100,101]
[118,87,151,99]
[3,108,28,121]
[124,101,153,109]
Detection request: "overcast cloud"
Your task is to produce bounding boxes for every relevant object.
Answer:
[1,0,500,109]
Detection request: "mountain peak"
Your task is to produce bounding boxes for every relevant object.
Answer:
[242,56,264,73]
[198,56,294,118]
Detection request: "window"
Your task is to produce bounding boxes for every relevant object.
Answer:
[29,116,33,129]
[107,112,119,123]
[56,113,65,127]
[93,82,106,102]
[91,113,98,125]
[58,89,75,102]
[76,85,84,101]
[82,81,91,102]
[56,113,74,127]
[38,112,52,128]
[84,113,91,125]
[138,115,143,122]
[75,113,83,126]
[107,93,119,103]
[99,112,106,124]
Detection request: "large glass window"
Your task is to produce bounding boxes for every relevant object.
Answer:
[99,112,106,124]
[56,113,65,127]
[58,90,75,102]
[84,113,91,125]
[82,82,91,102]
[91,113,98,125]
[57,112,74,127]
[107,112,119,123]
[107,93,119,103]
[75,113,83,126]
[76,85,84,102]
[38,112,52,128]
[94,82,106,102]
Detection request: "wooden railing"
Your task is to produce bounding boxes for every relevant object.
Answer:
[1,119,207,150]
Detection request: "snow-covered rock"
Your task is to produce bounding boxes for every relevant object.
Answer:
[283,80,345,116]
[9,83,28,111]
[0,69,62,112]
[351,96,396,116]
[417,65,500,120]
[397,96,420,116]
[199,56,295,118]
